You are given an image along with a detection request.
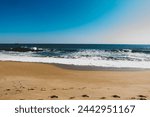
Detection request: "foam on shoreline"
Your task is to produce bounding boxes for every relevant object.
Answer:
[0,53,150,69]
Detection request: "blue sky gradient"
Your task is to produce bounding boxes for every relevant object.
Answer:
[0,0,150,44]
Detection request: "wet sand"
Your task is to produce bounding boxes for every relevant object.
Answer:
[0,61,150,100]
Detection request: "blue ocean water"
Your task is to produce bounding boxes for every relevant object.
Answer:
[0,44,150,68]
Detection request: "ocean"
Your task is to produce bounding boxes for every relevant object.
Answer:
[0,44,150,69]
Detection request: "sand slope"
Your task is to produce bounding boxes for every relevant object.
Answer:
[0,61,150,100]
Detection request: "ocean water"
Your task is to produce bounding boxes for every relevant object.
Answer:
[0,44,150,69]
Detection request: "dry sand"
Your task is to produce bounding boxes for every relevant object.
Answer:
[0,61,150,100]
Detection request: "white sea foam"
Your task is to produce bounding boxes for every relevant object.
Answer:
[0,52,150,69]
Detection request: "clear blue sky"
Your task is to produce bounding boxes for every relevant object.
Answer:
[0,0,150,44]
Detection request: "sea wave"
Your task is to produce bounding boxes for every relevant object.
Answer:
[0,44,150,69]
[1,46,150,53]
[0,51,150,69]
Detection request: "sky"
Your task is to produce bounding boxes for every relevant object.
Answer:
[0,0,150,44]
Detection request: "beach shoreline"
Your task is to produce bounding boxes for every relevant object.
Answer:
[1,60,149,71]
[54,63,149,71]
[0,61,150,100]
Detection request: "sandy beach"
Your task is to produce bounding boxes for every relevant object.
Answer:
[0,61,150,100]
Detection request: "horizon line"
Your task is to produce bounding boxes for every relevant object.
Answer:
[0,43,150,45]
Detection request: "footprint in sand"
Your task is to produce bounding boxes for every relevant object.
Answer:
[28,88,35,91]
[15,89,22,94]
[52,88,56,90]
[62,87,74,90]
[49,95,59,99]
[137,95,147,100]
[139,98,147,100]
[100,97,106,99]
[41,88,46,91]
[130,97,136,100]
[4,89,11,91]
[138,95,147,98]
[112,95,120,98]
[16,89,22,93]
[81,95,89,98]
[69,97,75,99]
